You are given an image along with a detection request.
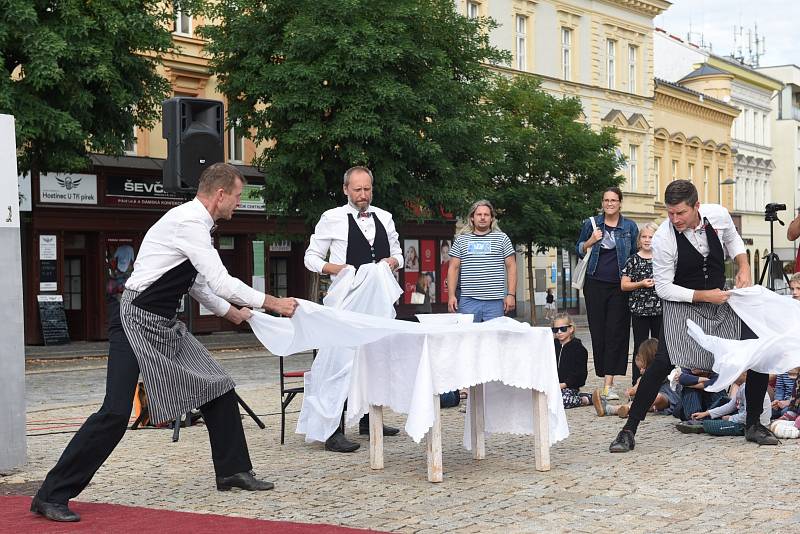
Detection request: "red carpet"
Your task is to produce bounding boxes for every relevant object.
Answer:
[2,496,386,533]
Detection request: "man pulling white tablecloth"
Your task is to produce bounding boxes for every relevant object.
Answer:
[247,277,569,446]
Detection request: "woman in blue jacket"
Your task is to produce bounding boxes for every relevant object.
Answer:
[575,187,638,400]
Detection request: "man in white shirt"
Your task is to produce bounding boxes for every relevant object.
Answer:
[33,163,298,522]
[608,180,777,453]
[303,166,403,452]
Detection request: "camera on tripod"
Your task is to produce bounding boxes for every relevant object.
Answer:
[765,202,786,221]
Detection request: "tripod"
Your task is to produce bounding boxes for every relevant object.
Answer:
[758,209,791,292]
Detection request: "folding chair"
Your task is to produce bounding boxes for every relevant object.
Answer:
[279,350,315,444]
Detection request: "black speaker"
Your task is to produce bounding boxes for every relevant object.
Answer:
[162,97,225,192]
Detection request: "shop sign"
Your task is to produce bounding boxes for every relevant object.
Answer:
[39,234,58,291]
[236,184,265,211]
[105,175,184,208]
[40,173,98,204]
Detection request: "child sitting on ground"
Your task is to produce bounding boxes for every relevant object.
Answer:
[552,312,591,408]
[676,371,771,436]
[772,367,799,419]
[592,339,678,418]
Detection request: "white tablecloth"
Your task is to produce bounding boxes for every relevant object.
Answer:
[687,285,800,391]
[344,321,568,446]
[248,301,569,446]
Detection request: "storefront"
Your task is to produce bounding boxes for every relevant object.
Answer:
[22,155,456,344]
[23,155,309,345]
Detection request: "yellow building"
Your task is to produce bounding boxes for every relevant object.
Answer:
[652,78,739,211]
[457,0,671,316]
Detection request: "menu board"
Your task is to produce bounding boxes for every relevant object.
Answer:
[37,294,70,345]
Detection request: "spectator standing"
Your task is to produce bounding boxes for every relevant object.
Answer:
[576,187,639,400]
[447,200,516,322]
[621,222,662,385]
[544,288,556,321]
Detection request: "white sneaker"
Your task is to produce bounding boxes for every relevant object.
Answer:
[605,389,620,401]
[769,420,799,439]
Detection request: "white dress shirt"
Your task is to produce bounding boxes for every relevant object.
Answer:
[126,198,265,316]
[304,204,404,276]
[652,203,746,303]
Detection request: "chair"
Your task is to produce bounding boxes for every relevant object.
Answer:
[279,350,315,444]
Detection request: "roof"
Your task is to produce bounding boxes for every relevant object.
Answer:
[654,78,738,111]
[679,64,731,82]
[89,154,264,178]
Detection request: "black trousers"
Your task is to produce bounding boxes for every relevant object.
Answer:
[584,277,631,377]
[37,302,252,505]
[631,314,662,384]
[624,320,768,433]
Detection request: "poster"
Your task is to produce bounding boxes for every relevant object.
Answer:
[105,238,136,301]
[403,271,419,304]
[404,239,419,273]
[39,235,58,291]
[440,239,451,303]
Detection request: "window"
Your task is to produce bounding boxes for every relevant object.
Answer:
[606,40,616,89]
[703,166,709,203]
[688,163,694,183]
[64,258,82,311]
[174,5,192,35]
[467,1,479,19]
[228,123,244,162]
[763,113,768,145]
[628,144,638,191]
[561,28,572,81]
[653,157,661,199]
[270,258,289,298]
[672,159,678,181]
[628,45,637,93]
[123,126,137,156]
[516,15,527,71]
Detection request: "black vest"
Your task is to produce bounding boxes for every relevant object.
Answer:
[345,213,391,269]
[674,217,725,290]
[131,260,197,318]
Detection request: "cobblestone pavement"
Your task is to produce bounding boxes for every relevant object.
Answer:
[6,326,800,533]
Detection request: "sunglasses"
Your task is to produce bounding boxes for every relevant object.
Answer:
[551,325,572,333]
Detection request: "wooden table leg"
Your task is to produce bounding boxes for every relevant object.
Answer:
[426,394,443,483]
[532,389,551,471]
[469,384,485,460]
[369,404,384,470]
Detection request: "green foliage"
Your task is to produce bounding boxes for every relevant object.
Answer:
[0,0,189,173]
[485,75,624,250]
[201,0,508,224]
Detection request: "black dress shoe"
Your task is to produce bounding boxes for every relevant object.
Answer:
[609,429,635,453]
[745,423,780,445]
[30,496,80,522]
[216,471,275,491]
[324,430,360,453]
[359,423,400,436]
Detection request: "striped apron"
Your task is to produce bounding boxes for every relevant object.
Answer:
[120,288,235,424]
[662,216,741,370]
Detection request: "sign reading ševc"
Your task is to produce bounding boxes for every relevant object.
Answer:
[105,175,184,208]
[40,173,98,205]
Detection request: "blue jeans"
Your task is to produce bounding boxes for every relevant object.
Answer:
[679,388,727,420]
[458,297,504,323]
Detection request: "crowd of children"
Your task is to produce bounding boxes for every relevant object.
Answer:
[552,272,800,439]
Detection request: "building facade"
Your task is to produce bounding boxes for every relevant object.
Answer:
[654,30,784,283]
[456,0,670,315]
[757,64,800,268]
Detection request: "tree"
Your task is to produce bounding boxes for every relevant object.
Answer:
[0,0,187,175]
[484,75,624,323]
[201,0,508,224]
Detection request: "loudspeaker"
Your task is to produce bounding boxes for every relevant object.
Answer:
[162,97,225,192]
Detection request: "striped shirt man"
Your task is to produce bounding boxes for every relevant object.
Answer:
[449,232,515,300]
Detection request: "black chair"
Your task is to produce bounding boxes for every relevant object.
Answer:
[279,350,315,444]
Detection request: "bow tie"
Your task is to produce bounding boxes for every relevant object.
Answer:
[358,211,372,219]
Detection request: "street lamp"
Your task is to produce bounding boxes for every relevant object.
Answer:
[718,177,736,207]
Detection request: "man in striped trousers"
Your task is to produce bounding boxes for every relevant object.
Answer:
[608,180,776,453]
[32,163,299,522]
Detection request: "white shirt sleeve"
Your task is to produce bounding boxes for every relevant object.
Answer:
[705,204,746,260]
[383,213,404,269]
[173,218,265,309]
[652,219,695,303]
[305,211,334,273]
[188,279,232,317]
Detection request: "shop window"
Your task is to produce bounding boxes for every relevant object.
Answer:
[64,258,82,310]
[270,258,288,298]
